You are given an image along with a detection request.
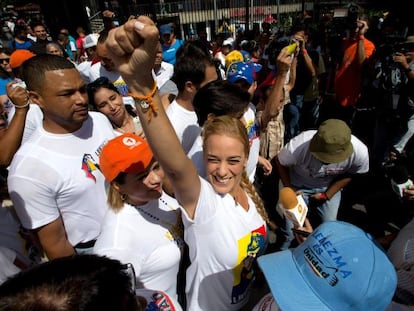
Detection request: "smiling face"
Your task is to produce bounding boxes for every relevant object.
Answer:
[93,87,126,126]
[30,68,88,133]
[33,25,47,41]
[115,161,164,206]
[204,134,247,195]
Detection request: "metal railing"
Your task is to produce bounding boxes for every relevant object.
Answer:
[88,10,105,34]
[124,0,307,39]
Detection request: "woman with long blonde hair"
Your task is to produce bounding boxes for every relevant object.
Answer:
[104,17,273,311]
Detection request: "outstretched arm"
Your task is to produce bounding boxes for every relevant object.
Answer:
[105,17,200,219]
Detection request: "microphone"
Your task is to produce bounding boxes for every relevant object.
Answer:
[278,187,308,227]
[390,165,413,197]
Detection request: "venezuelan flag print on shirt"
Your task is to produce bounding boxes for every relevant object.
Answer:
[231,224,267,304]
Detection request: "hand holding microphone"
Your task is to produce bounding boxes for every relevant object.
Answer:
[292,218,313,244]
[278,187,308,228]
[389,164,413,199]
[403,184,414,200]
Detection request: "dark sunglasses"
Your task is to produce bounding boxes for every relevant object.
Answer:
[0,58,10,64]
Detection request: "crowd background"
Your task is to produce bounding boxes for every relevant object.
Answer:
[0,2,413,310]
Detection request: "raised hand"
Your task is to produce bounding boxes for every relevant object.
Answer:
[105,16,159,91]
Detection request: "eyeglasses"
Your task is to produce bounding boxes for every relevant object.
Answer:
[0,58,10,64]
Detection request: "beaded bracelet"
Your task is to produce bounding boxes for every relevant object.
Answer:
[128,82,158,122]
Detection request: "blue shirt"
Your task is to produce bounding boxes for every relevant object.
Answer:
[162,39,184,65]
[8,40,32,50]
[0,77,13,95]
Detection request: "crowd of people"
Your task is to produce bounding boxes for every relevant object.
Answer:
[0,7,413,311]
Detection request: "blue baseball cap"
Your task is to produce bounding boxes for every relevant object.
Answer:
[240,50,252,63]
[226,61,262,85]
[159,24,172,35]
[258,221,397,311]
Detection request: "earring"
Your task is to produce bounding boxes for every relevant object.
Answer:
[120,193,127,201]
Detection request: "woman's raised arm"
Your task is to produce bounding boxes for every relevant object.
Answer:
[105,17,200,219]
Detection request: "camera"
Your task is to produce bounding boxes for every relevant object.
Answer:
[264,36,290,66]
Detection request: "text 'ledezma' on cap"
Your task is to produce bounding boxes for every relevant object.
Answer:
[258,221,397,311]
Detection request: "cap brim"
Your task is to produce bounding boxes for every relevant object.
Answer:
[310,146,353,163]
[253,63,262,72]
[258,250,331,311]
[309,136,354,164]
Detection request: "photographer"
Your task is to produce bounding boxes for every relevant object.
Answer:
[391,36,414,158]
[334,14,375,125]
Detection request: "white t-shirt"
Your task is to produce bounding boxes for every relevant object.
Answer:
[0,206,29,285]
[0,206,28,265]
[88,62,134,106]
[187,134,205,177]
[7,103,43,145]
[181,178,267,311]
[77,60,93,84]
[244,104,260,182]
[0,246,20,285]
[166,99,201,154]
[187,104,260,182]
[8,112,115,246]
[277,130,369,189]
[93,193,184,298]
[152,61,174,89]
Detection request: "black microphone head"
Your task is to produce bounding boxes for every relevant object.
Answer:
[390,165,409,184]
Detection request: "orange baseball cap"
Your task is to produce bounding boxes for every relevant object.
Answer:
[9,49,35,69]
[99,133,153,182]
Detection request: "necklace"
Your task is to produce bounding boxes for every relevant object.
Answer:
[135,199,184,247]
[158,198,184,244]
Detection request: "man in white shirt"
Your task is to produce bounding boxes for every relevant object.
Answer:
[153,42,174,90]
[8,54,115,260]
[166,41,217,153]
[276,119,369,250]
[77,33,99,84]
